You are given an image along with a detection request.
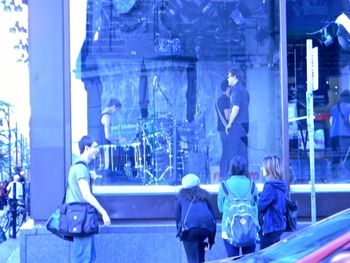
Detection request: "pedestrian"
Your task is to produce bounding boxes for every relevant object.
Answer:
[330,90,350,179]
[175,173,217,263]
[217,155,258,257]
[6,174,23,207]
[66,135,111,262]
[258,155,287,249]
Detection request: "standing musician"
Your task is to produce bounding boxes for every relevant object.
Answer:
[216,79,232,180]
[225,68,249,164]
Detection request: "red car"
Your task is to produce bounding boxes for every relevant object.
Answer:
[208,208,350,262]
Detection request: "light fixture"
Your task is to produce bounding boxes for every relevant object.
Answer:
[335,12,350,50]
[230,2,251,26]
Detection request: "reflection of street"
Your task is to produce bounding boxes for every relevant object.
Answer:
[290,149,350,184]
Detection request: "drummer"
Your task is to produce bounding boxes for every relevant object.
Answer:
[100,98,122,145]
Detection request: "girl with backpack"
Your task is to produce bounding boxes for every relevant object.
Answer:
[217,156,259,258]
[258,155,287,249]
[175,173,217,263]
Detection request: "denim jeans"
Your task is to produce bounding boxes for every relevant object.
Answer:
[73,235,96,263]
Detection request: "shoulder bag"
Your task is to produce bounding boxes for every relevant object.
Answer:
[285,198,298,232]
[46,161,99,240]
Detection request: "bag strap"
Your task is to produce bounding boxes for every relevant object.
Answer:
[222,179,254,199]
[62,161,89,204]
[216,102,228,127]
[183,200,194,227]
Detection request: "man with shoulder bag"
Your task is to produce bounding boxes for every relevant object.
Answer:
[66,135,111,262]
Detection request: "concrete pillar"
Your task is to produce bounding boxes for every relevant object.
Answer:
[29,0,71,220]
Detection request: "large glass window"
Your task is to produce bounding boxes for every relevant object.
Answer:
[287,1,350,185]
[70,0,283,186]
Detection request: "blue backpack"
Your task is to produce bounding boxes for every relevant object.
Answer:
[222,180,258,247]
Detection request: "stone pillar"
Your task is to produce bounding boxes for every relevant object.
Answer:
[29,0,71,220]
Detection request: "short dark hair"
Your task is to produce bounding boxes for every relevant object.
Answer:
[228,68,244,82]
[221,79,229,91]
[78,135,94,154]
[229,155,249,177]
[106,98,122,108]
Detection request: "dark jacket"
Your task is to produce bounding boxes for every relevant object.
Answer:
[175,188,217,246]
[258,180,287,235]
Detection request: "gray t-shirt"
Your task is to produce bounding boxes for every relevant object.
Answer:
[65,160,90,203]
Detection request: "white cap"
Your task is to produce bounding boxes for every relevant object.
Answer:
[182,173,200,189]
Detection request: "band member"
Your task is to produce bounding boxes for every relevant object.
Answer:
[216,79,232,179]
[100,98,122,145]
[225,68,249,163]
[99,98,122,176]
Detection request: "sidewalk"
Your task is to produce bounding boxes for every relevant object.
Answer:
[0,209,24,263]
[0,233,20,263]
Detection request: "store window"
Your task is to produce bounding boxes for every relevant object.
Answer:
[70,0,283,186]
[287,1,350,185]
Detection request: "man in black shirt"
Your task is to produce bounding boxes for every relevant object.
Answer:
[226,68,249,164]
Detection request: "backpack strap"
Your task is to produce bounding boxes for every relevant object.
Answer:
[222,179,254,200]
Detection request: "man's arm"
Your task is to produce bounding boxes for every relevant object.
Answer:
[225,105,239,134]
[101,115,112,141]
[77,179,111,226]
[224,108,231,121]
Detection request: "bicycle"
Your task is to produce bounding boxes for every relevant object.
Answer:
[0,201,26,237]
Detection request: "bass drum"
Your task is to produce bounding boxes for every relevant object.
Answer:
[96,144,135,175]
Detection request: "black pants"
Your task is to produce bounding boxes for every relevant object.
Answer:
[260,230,283,250]
[223,238,255,258]
[182,228,211,263]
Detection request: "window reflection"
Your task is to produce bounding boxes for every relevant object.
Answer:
[287,1,350,185]
[71,0,282,186]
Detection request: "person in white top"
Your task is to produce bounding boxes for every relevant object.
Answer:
[6,174,23,201]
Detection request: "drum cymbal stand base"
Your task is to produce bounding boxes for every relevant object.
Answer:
[155,164,173,184]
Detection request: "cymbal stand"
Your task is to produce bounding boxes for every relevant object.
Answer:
[157,118,178,183]
[139,124,156,185]
[156,136,173,183]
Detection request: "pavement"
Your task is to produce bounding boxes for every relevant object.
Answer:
[0,209,24,263]
[0,233,20,263]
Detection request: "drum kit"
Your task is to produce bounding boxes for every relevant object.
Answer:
[95,112,185,185]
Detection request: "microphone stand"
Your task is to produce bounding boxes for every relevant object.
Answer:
[155,81,177,184]
[151,78,157,181]
[157,84,172,108]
